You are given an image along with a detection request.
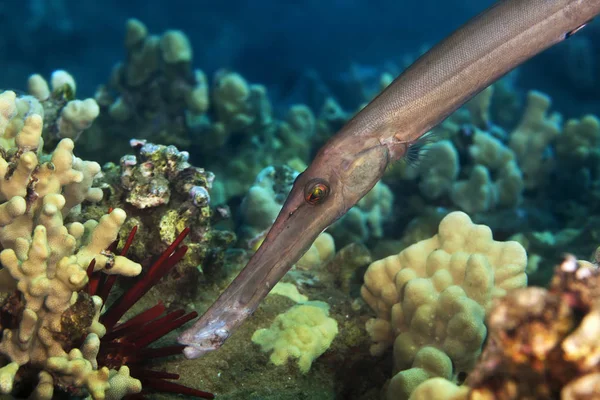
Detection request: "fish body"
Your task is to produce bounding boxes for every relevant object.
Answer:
[179,0,600,359]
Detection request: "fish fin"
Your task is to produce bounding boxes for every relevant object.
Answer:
[385,131,437,175]
[403,131,438,167]
[566,19,592,38]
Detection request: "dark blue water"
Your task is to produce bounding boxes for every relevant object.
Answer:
[2,0,598,117]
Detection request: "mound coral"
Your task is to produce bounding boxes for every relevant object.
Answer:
[252,300,338,373]
[409,256,600,399]
[361,211,527,399]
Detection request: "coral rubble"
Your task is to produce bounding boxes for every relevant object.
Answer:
[84,139,236,303]
[467,255,600,399]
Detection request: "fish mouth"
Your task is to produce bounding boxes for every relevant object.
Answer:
[178,194,338,358]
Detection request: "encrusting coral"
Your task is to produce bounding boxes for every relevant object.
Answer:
[361,211,527,400]
[252,291,339,374]
[81,138,236,303]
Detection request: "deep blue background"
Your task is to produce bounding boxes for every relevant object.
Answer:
[1,0,598,117]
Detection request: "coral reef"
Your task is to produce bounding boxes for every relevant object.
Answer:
[0,88,141,397]
[87,20,271,198]
[466,255,600,399]
[3,13,600,399]
[83,139,236,303]
[91,18,207,157]
[0,87,216,399]
[83,19,353,202]
[252,300,339,374]
[407,255,600,400]
[361,212,527,399]
[26,70,100,150]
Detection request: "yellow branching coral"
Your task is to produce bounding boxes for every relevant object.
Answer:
[0,90,142,399]
[27,70,100,142]
[508,90,561,189]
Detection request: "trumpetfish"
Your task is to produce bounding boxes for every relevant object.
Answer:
[179,0,600,358]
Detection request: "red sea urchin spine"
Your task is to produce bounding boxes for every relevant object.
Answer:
[86,226,214,399]
[86,259,98,295]
[101,227,190,330]
[101,302,166,342]
[140,378,215,399]
[86,225,138,300]
[98,225,139,302]
[125,310,190,348]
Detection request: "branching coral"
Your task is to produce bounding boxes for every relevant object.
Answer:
[0,88,212,399]
[0,89,140,397]
[27,70,100,147]
[508,90,561,189]
[451,130,523,213]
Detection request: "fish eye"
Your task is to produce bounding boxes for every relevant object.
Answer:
[304,179,330,205]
